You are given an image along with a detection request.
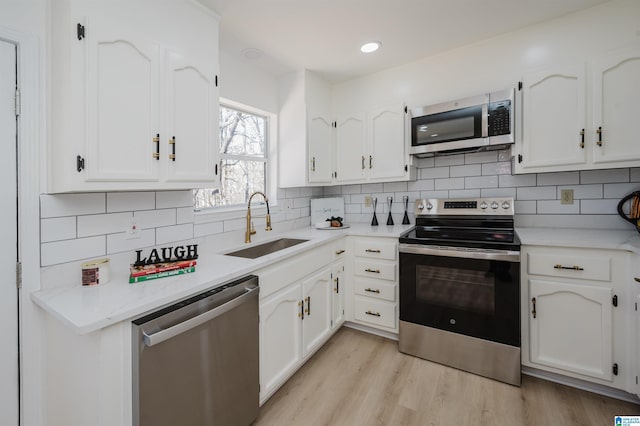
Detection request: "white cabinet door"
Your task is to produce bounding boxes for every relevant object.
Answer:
[516,64,587,172]
[529,279,613,381]
[302,267,332,356]
[260,284,303,399]
[164,50,219,183]
[308,115,334,183]
[368,105,407,180]
[592,46,640,165]
[332,261,345,330]
[335,112,366,182]
[85,16,161,182]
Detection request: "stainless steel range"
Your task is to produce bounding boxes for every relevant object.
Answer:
[398,197,521,386]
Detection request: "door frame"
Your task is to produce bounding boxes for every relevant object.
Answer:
[0,26,43,426]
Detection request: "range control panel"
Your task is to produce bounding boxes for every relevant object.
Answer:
[415,197,514,216]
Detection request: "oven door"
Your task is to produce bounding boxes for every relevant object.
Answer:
[399,244,520,347]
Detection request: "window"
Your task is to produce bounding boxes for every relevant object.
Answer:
[194,103,269,209]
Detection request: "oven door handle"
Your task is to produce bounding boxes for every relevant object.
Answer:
[399,243,520,263]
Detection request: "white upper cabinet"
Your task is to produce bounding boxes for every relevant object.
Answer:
[516,64,587,173]
[515,47,640,174]
[335,112,366,183]
[335,105,411,184]
[592,46,640,165]
[48,0,220,193]
[278,70,333,187]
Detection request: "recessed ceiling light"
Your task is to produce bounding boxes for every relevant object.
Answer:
[242,47,264,60]
[360,41,381,53]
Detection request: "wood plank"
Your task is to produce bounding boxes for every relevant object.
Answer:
[256,328,640,425]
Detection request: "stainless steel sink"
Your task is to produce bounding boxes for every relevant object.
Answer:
[225,238,308,259]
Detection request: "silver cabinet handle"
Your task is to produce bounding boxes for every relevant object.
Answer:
[554,264,584,271]
[364,268,380,274]
[142,285,259,347]
[365,288,380,294]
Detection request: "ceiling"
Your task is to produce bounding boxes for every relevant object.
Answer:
[197,0,610,83]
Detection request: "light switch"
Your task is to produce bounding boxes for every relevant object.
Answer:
[364,196,372,208]
[560,189,574,205]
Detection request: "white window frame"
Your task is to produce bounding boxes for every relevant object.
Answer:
[194,98,278,220]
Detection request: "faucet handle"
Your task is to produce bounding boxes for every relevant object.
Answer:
[265,214,272,231]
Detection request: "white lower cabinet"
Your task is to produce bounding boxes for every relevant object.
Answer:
[522,245,634,393]
[258,239,346,404]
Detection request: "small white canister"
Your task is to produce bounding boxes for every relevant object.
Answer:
[81,258,110,286]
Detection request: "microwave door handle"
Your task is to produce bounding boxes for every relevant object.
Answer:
[482,103,488,138]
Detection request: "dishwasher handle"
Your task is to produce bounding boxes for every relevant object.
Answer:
[142,284,259,347]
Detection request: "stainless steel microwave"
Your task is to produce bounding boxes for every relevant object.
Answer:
[410,87,515,157]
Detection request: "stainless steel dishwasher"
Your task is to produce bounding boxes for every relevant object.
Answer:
[132,275,259,426]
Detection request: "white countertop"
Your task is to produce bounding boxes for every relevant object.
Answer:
[31,223,412,335]
[517,227,640,253]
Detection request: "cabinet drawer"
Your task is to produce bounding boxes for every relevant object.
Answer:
[527,252,611,282]
[353,259,396,281]
[354,278,396,302]
[353,296,396,329]
[354,239,397,260]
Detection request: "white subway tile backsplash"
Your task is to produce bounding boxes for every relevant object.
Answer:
[420,190,449,199]
[107,192,154,212]
[341,185,362,194]
[41,236,106,266]
[134,209,176,229]
[481,162,511,176]
[194,221,223,238]
[361,183,384,193]
[78,212,131,237]
[323,186,342,195]
[581,168,629,184]
[435,178,465,190]
[41,193,106,218]
[537,200,580,214]
[345,204,362,214]
[450,164,481,177]
[107,229,155,255]
[383,182,408,192]
[631,168,640,182]
[285,187,302,198]
[156,224,194,245]
[556,184,603,200]
[580,199,618,214]
[177,207,195,224]
[465,151,497,164]
[514,200,537,214]
[156,191,193,208]
[603,182,640,199]
[41,217,76,243]
[449,189,481,198]
[465,175,498,189]
[350,194,367,204]
[481,188,517,198]
[499,174,536,187]
[416,157,435,168]
[408,179,435,192]
[224,218,246,232]
[537,171,579,186]
[420,167,449,179]
[517,186,556,200]
[293,197,310,208]
[434,155,465,167]
[300,187,313,197]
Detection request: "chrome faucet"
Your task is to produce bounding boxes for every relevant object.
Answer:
[245,191,272,243]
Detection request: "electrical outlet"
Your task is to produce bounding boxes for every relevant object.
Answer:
[126,218,140,239]
[285,199,294,209]
[560,189,574,205]
[364,196,372,208]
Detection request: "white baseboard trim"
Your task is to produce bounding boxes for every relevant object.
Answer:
[522,366,640,404]
[343,321,399,341]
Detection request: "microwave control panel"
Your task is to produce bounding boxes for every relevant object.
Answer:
[488,100,511,136]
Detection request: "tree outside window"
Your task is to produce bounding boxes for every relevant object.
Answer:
[194,104,268,209]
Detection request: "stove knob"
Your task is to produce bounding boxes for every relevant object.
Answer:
[502,201,511,210]
[480,202,488,210]
[490,201,499,210]
[426,203,433,211]
[417,203,424,211]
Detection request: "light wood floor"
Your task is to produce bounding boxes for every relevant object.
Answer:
[256,327,639,426]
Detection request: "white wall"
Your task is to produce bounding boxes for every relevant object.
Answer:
[331,0,640,114]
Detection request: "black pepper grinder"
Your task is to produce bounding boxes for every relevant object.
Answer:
[371,197,379,226]
[386,197,394,225]
[402,196,410,225]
